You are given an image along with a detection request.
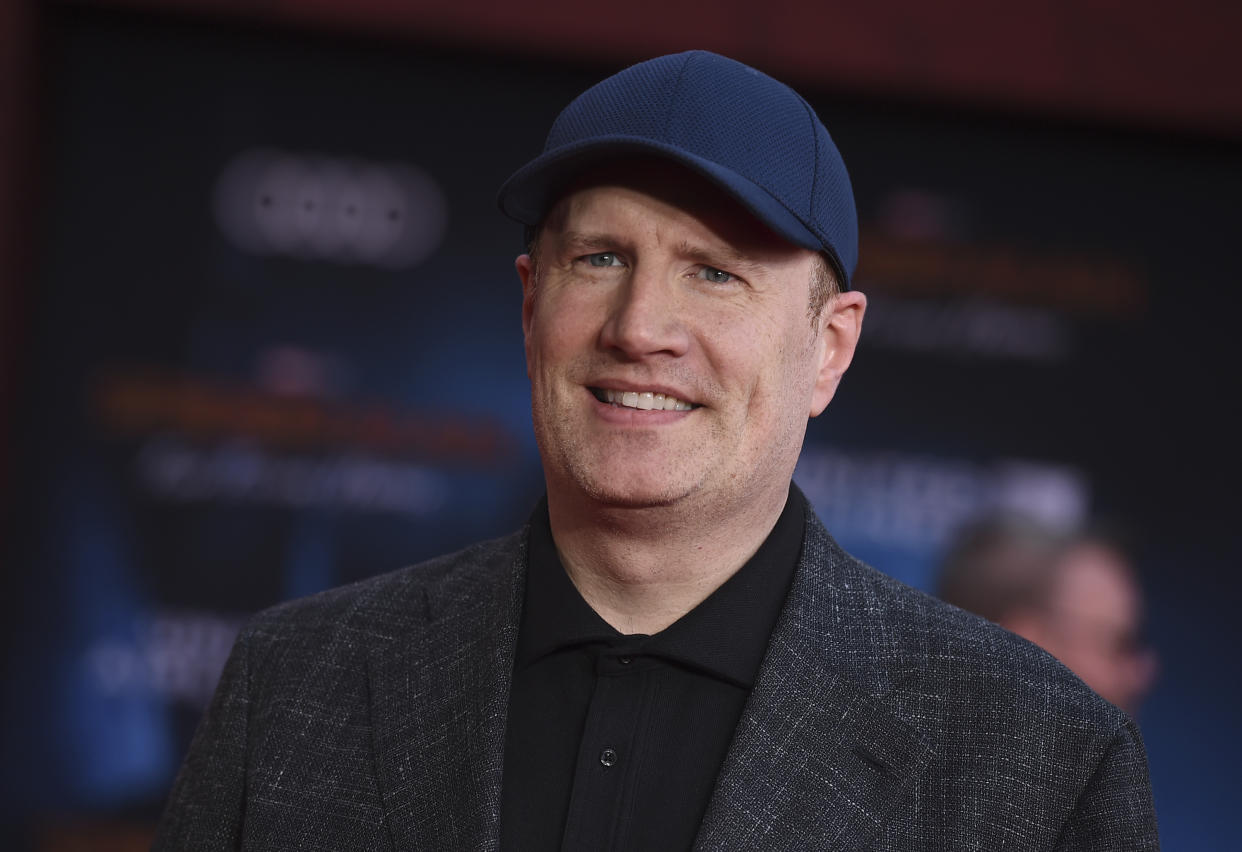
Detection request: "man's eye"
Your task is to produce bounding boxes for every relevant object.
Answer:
[697,266,734,283]
[586,252,622,267]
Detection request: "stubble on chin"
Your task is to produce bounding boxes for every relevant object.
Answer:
[535,411,696,509]
[532,393,738,513]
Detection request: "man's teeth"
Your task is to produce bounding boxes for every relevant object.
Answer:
[599,388,694,411]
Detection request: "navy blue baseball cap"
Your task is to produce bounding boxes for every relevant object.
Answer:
[497,50,858,289]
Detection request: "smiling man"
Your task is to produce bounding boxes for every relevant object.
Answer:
[157,52,1159,851]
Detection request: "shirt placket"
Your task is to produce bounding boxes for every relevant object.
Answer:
[559,649,656,851]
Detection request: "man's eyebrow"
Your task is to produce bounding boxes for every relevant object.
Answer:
[674,240,764,275]
[556,231,620,253]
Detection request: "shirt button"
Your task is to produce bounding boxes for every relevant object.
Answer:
[618,655,632,665]
[600,748,618,767]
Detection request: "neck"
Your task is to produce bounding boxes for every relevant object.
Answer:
[546,481,791,635]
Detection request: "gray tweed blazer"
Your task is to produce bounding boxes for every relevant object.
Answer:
[155,504,1159,850]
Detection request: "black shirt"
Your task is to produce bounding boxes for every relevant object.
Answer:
[499,487,805,851]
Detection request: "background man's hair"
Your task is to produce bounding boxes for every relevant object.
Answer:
[935,514,1064,624]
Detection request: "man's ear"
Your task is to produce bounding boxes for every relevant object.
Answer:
[809,290,866,417]
[516,253,535,340]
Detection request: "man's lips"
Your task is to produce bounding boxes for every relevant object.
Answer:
[589,387,698,411]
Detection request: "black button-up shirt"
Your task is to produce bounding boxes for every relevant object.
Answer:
[499,487,805,851]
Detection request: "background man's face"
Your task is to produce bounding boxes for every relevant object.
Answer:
[1038,542,1158,715]
[518,162,834,517]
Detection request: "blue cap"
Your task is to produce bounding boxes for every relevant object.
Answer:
[497,50,858,289]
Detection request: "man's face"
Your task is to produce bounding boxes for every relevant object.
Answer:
[1039,543,1158,715]
[518,161,863,517]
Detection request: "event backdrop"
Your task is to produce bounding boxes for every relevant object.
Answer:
[4,9,1239,848]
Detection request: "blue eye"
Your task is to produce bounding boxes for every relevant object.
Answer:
[587,252,621,267]
[698,266,733,283]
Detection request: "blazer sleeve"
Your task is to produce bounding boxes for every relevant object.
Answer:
[152,626,253,851]
[1054,717,1160,851]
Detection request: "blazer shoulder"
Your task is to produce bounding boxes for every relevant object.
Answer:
[801,510,1129,734]
[240,527,527,656]
[798,515,1157,847]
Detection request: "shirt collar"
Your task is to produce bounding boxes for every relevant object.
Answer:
[515,484,806,688]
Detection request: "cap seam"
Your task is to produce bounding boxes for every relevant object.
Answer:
[797,93,850,287]
[799,94,821,231]
[659,52,695,142]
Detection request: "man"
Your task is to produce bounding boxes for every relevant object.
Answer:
[937,516,1158,715]
[156,51,1158,850]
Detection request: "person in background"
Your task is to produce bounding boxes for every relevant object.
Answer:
[937,515,1158,714]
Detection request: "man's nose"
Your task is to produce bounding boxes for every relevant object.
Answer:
[598,267,691,359]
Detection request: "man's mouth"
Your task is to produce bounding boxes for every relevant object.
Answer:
[590,387,697,411]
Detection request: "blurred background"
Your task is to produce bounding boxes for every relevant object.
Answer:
[2,0,1239,848]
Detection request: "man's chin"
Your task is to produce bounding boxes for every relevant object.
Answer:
[564,470,699,511]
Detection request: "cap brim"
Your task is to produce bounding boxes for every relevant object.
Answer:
[497,136,848,286]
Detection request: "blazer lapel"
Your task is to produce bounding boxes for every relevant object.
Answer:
[695,514,935,850]
[366,534,527,851]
